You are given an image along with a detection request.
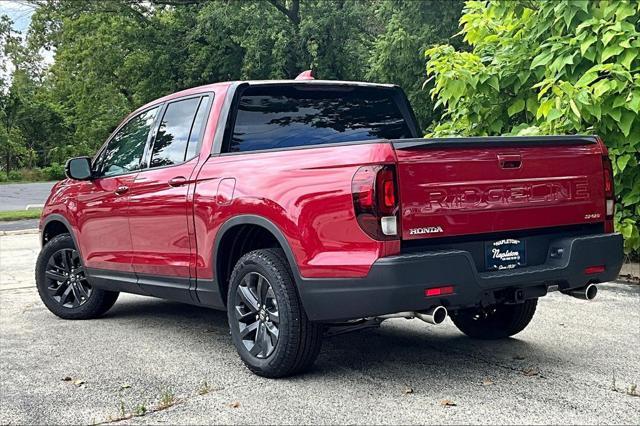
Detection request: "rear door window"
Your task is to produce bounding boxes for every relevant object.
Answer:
[149,97,202,168]
[185,96,211,161]
[227,85,413,153]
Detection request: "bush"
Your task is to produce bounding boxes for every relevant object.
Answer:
[18,168,46,182]
[425,0,640,254]
[7,171,23,181]
[42,163,66,181]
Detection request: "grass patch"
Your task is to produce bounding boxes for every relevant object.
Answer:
[0,209,42,222]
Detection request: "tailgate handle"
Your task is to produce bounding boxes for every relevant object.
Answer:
[498,154,522,169]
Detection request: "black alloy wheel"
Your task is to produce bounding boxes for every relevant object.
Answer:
[234,272,280,359]
[227,248,323,377]
[35,233,119,319]
[45,247,92,308]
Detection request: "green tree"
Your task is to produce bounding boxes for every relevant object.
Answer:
[367,0,464,129]
[0,17,27,176]
[6,0,463,178]
[425,0,640,254]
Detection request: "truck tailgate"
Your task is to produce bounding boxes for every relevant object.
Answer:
[392,136,606,241]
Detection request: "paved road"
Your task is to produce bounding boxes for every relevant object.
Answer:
[0,219,39,232]
[0,181,57,211]
[1,233,639,425]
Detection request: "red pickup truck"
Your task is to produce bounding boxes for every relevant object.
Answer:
[36,74,623,377]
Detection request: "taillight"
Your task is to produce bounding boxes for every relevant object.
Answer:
[602,155,615,232]
[352,165,399,240]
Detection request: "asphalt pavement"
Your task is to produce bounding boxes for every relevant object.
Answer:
[0,233,639,425]
[0,219,40,232]
[0,181,57,211]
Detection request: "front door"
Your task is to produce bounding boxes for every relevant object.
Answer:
[128,95,211,302]
[76,106,160,277]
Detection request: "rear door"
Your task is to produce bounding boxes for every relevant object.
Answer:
[128,94,212,301]
[393,137,605,241]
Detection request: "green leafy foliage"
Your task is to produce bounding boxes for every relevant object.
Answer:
[426,0,640,254]
[366,0,463,129]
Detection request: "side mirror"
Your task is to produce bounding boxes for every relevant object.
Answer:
[65,157,93,180]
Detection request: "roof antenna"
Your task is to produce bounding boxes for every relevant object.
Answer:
[295,70,314,80]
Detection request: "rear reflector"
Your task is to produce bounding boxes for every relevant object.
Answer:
[425,286,455,297]
[584,265,605,275]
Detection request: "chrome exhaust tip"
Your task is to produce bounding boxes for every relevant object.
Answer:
[568,283,598,301]
[416,306,448,325]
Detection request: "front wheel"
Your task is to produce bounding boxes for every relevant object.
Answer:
[227,248,323,378]
[451,299,538,340]
[35,234,119,319]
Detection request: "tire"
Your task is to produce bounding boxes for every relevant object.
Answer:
[227,248,323,378]
[35,234,119,320]
[451,299,538,340]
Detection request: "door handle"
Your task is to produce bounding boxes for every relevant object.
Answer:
[498,154,522,169]
[115,185,129,195]
[168,176,187,187]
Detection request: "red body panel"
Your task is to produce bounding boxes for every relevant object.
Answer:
[395,143,606,240]
[192,142,400,280]
[128,159,197,278]
[59,175,137,272]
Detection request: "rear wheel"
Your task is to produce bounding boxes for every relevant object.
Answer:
[451,299,538,340]
[36,234,119,319]
[227,248,323,378]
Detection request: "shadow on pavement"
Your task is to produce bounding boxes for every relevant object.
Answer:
[102,296,541,380]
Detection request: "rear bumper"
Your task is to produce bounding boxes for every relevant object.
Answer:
[298,233,624,322]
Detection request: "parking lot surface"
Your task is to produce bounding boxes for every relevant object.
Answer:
[1,233,638,425]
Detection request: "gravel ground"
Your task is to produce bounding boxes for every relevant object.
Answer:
[1,233,639,425]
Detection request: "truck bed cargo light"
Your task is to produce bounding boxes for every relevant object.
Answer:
[425,286,455,297]
[584,265,605,275]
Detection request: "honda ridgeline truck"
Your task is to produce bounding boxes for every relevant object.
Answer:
[36,73,624,377]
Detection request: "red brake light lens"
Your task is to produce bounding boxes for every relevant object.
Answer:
[604,171,612,195]
[603,156,614,198]
[383,180,395,208]
[376,167,397,215]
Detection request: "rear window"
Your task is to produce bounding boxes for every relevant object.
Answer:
[227,85,413,153]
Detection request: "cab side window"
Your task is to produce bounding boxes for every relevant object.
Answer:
[94,107,159,178]
[149,96,208,168]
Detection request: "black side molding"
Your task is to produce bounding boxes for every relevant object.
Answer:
[392,135,599,150]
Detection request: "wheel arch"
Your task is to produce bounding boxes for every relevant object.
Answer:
[41,214,83,259]
[213,215,302,306]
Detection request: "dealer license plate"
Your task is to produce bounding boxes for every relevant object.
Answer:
[485,239,526,271]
